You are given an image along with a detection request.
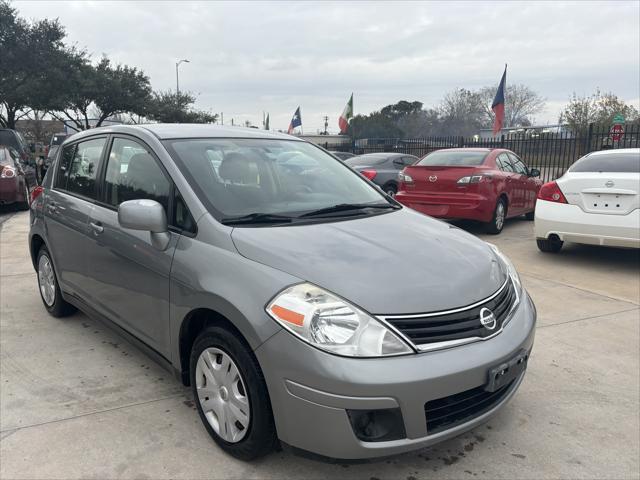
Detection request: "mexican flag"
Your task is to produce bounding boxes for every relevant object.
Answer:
[338,94,353,134]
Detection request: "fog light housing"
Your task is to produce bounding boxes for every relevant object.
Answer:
[346,408,406,442]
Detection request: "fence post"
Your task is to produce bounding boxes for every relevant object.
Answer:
[351,137,356,154]
[500,135,505,148]
[458,136,464,147]
[586,123,594,153]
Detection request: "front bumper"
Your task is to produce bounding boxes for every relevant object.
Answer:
[396,191,494,223]
[535,200,640,248]
[255,290,536,459]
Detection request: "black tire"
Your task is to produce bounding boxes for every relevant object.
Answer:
[36,246,77,317]
[485,198,507,234]
[18,182,30,211]
[525,211,535,221]
[190,326,277,460]
[537,237,563,253]
[383,183,397,197]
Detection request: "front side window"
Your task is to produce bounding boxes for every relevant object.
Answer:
[165,138,388,221]
[497,153,515,173]
[508,153,528,175]
[104,137,170,211]
[66,138,105,199]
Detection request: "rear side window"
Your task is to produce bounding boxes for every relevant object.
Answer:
[570,152,640,173]
[416,151,488,166]
[103,137,170,211]
[66,138,106,199]
[54,144,76,189]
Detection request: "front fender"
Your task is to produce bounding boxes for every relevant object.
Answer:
[169,231,301,369]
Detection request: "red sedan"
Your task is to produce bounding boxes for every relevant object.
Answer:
[0,146,31,210]
[396,148,543,234]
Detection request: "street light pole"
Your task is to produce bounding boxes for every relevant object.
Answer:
[175,59,190,96]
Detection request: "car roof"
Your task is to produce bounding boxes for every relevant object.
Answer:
[63,124,301,142]
[587,148,640,156]
[357,152,408,157]
[430,148,493,152]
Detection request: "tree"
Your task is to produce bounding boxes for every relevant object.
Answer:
[0,1,74,128]
[349,112,404,140]
[560,89,640,132]
[93,58,153,126]
[479,84,545,128]
[147,91,218,124]
[438,88,485,136]
[380,101,424,122]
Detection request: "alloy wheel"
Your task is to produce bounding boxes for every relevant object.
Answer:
[195,347,251,443]
[38,255,56,307]
[495,202,505,230]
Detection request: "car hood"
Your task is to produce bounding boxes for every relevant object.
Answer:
[231,208,507,314]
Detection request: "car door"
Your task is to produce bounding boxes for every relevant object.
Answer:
[44,137,107,298]
[83,135,180,356]
[497,152,523,214]
[509,153,538,212]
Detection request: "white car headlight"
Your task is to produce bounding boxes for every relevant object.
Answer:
[266,283,413,357]
[486,243,523,306]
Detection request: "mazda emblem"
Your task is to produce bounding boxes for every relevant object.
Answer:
[429,175,438,182]
[479,307,497,330]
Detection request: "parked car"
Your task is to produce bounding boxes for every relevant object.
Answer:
[535,148,640,252]
[29,124,536,460]
[0,128,30,165]
[345,153,419,196]
[46,132,69,164]
[396,148,543,234]
[0,146,31,209]
[329,151,355,161]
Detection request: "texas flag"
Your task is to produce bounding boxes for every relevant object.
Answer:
[287,106,302,134]
[492,65,507,135]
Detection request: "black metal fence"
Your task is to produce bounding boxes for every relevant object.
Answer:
[316,123,640,183]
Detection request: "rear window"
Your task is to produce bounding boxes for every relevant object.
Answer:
[570,152,640,173]
[346,155,389,166]
[0,131,20,150]
[417,150,489,166]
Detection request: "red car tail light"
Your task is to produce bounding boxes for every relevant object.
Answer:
[30,185,44,204]
[538,181,567,203]
[360,169,377,180]
[457,174,492,184]
[1,166,16,178]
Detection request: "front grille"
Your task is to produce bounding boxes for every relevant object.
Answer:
[381,278,516,349]
[425,380,515,434]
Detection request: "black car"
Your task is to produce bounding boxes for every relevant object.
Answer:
[345,153,418,196]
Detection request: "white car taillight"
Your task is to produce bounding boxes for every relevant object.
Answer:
[0,166,16,178]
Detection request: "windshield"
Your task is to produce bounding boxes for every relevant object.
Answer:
[165,138,390,221]
[569,152,640,173]
[416,150,489,166]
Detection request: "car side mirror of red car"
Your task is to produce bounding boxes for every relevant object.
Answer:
[528,168,541,178]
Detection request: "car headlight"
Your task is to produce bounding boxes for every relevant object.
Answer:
[486,243,522,308]
[266,283,414,357]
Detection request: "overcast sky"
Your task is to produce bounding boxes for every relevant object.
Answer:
[14,0,640,133]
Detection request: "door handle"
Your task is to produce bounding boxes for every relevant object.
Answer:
[89,221,104,234]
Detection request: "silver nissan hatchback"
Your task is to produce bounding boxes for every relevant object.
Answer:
[29,124,536,460]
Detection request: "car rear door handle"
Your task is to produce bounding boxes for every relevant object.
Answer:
[89,221,104,234]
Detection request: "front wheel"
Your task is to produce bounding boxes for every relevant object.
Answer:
[485,198,507,234]
[383,183,397,197]
[190,327,277,460]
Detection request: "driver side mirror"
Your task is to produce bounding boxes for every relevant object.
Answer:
[528,168,540,178]
[118,199,171,250]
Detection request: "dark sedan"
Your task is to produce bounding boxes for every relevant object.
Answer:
[345,153,418,196]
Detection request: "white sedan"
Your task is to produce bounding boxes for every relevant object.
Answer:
[535,148,640,253]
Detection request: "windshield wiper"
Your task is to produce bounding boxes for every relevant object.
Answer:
[221,213,294,226]
[299,202,399,218]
